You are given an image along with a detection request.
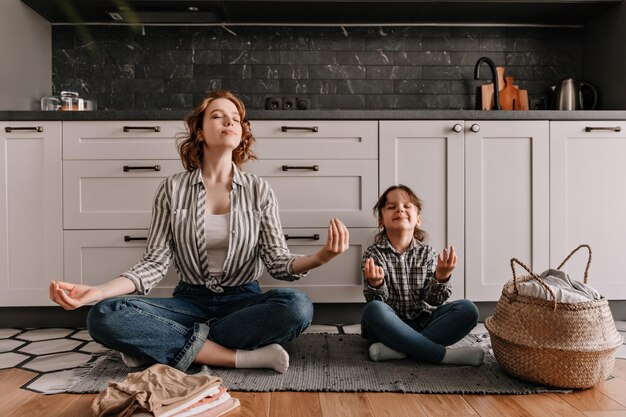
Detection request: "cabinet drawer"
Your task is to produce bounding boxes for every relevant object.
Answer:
[64,160,183,229]
[250,120,378,159]
[63,121,185,160]
[259,228,374,303]
[245,159,378,228]
[64,230,178,298]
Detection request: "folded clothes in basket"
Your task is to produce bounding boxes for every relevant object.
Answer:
[516,268,601,303]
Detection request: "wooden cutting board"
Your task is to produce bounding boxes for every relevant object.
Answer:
[480,69,529,110]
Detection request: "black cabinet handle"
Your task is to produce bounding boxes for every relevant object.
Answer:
[124,236,148,242]
[5,126,43,133]
[282,165,319,171]
[285,234,320,241]
[585,126,622,132]
[281,126,318,132]
[123,126,161,132]
[123,165,161,172]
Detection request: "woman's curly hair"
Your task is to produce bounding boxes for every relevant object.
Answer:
[177,90,256,171]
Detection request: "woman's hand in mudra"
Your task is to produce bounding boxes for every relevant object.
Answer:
[49,280,104,310]
[315,218,349,265]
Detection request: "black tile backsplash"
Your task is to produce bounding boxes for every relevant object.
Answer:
[51,25,582,110]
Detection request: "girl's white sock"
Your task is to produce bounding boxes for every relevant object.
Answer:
[368,342,407,361]
[441,346,484,366]
[235,344,289,373]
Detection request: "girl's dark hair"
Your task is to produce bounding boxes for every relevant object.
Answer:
[177,90,256,171]
[373,184,427,243]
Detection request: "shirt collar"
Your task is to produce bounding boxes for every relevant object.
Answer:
[191,162,243,188]
[375,234,422,254]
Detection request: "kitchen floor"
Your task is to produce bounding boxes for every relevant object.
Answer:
[1,322,625,416]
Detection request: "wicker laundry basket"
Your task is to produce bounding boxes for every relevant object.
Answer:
[485,245,623,389]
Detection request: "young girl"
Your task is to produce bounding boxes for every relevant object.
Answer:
[361,185,483,366]
[49,91,349,374]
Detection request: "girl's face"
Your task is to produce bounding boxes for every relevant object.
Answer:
[380,189,421,233]
[200,98,243,153]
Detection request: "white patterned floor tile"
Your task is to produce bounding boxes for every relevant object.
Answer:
[0,352,30,369]
[71,330,92,341]
[0,329,22,339]
[22,351,92,372]
[0,339,26,352]
[342,324,361,335]
[303,325,339,334]
[24,369,78,394]
[18,338,82,355]
[616,344,626,360]
[17,328,73,341]
[470,323,488,334]
[79,341,109,354]
[615,321,626,332]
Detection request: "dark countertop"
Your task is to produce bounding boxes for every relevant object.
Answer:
[3,109,626,121]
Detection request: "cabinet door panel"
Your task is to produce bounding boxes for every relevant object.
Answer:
[64,230,178,298]
[246,160,378,228]
[0,122,63,306]
[258,228,374,302]
[465,121,549,301]
[251,120,378,159]
[63,121,184,160]
[379,121,465,300]
[64,160,183,229]
[550,121,626,298]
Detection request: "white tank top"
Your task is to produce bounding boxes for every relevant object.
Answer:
[204,213,230,273]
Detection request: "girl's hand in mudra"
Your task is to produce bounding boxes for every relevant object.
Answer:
[435,245,457,282]
[363,257,385,288]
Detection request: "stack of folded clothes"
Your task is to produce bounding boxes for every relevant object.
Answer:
[92,364,240,417]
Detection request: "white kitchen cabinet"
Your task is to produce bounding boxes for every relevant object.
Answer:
[379,120,465,300]
[465,120,550,301]
[63,159,183,229]
[246,159,378,228]
[550,121,626,298]
[259,228,375,302]
[64,230,178,299]
[0,122,63,306]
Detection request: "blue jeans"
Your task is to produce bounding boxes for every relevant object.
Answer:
[361,299,479,363]
[86,281,313,371]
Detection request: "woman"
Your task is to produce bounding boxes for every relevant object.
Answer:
[50,90,349,373]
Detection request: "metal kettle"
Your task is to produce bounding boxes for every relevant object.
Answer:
[550,78,598,110]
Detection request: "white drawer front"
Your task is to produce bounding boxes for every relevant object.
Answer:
[259,228,374,303]
[245,160,378,228]
[64,230,178,298]
[63,121,185,160]
[64,160,184,229]
[250,120,378,159]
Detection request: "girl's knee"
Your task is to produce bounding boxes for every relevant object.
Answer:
[456,299,479,323]
[362,300,393,324]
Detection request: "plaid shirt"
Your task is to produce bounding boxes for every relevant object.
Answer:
[362,235,451,321]
[122,164,306,294]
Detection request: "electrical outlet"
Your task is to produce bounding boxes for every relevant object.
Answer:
[265,97,282,110]
[282,97,296,110]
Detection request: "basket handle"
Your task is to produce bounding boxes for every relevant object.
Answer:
[556,244,592,284]
[510,258,558,309]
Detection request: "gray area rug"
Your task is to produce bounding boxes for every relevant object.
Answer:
[64,333,567,394]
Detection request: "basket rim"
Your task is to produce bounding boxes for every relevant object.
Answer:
[485,320,624,352]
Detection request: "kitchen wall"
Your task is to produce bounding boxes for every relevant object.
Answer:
[0,0,51,110]
[52,25,583,110]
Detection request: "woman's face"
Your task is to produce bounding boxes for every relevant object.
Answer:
[200,98,243,154]
[380,189,421,233]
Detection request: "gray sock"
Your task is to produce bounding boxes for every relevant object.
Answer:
[368,342,407,361]
[440,346,484,366]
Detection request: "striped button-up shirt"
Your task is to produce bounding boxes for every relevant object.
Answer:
[362,235,451,321]
[122,164,306,294]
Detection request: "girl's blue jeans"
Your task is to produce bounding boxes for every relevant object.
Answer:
[86,281,313,371]
[361,299,479,363]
